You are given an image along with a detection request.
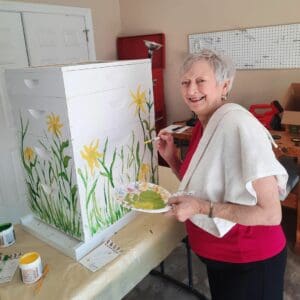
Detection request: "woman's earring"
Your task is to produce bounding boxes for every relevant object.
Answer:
[221,95,227,101]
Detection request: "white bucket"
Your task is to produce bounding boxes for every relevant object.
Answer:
[0,223,15,248]
[19,252,43,284]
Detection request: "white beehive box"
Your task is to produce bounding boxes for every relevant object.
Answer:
[5,59,158,259]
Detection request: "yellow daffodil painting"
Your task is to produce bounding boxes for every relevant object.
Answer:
[78,86,157,236]
[47,113,63,136]
[129,85,158,184]
[24,147,35,162]
[20,115,81,239]
[138,163,150,182]
[130,85,147,114]
[80,139,103,176]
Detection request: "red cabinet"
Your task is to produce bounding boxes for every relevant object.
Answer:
[117,33,165,68]
[117,34,166,132]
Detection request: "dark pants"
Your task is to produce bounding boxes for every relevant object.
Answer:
[199,246,287,300]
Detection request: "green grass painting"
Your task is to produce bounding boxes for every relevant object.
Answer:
[78,84,158,236]
[20,113,82,239]
[19,84,157,239]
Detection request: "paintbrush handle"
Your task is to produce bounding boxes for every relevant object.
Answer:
[144,136,160,144]
[34,264,49,294]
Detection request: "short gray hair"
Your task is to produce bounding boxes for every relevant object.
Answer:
[180,48,236,92]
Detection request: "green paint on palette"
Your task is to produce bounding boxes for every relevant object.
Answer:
[132,190,165,210]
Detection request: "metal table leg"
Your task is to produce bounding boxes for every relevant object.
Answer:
[150,236,207,299]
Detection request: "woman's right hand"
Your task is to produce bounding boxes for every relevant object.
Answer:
[156,130,177,164]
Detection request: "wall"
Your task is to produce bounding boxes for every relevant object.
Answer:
[13,0,121,60]
[119,0,300,123]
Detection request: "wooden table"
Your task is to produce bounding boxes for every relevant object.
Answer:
[270,130,300,254]
[0,217,186,300]
[172,123,300,254]
[270,130,300,159]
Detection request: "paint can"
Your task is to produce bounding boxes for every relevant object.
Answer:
[19,252,43,284]
[0,223,15,248]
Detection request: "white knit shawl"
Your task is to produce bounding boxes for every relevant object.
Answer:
[179,103,288,237]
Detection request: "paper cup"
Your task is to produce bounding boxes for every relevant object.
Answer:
[0,223,15,248]
[19,252,43,284]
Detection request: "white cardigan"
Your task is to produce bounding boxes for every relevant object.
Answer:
[179,103,288,237]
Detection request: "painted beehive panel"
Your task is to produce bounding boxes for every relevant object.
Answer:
[6,60,157,242]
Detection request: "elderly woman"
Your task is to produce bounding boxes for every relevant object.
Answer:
[157,49,288,300]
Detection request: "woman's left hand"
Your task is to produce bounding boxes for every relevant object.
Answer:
[165,196,209,222]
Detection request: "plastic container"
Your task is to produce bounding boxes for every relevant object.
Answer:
[0,223,15,248]
[249,100,283,130]
[19,252,43,284]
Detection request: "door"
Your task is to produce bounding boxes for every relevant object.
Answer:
[1,10,92,224]
[22,13,90,66]
[0,11,29,223]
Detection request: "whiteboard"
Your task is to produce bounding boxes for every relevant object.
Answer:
[189,23,300,69]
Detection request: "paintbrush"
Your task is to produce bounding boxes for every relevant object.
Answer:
[144,136,160,144]
[34,264,49,295]
[0,255,9,272]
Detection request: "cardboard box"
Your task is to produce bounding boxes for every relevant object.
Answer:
[281,83,300,132]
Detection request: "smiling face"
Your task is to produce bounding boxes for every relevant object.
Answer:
[180,59,229,124]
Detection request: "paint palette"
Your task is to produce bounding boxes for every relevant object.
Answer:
[115,182,171,213]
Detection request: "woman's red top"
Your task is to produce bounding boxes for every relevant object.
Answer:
[180,121,286,263]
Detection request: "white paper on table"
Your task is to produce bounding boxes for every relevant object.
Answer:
[79,240,121,272]
[162,125,191,134]
[0,257,19,284]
